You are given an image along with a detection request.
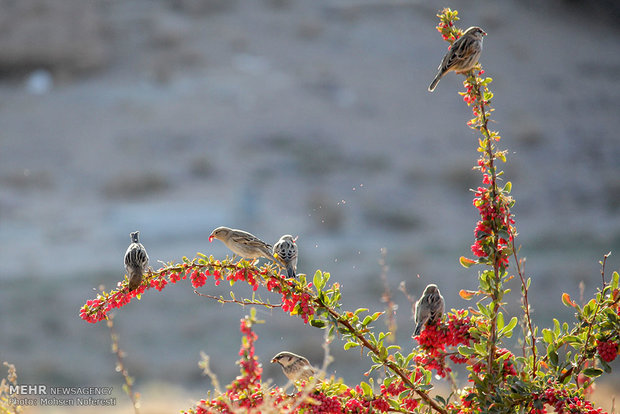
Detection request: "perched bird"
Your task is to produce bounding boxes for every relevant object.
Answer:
[428,26,486,92]
[413,284,445,336]
[124,231,149,291]
[273,235,298,278]
[271,351,316,383]
[209,226,275,261]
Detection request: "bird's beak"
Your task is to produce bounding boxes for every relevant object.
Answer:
[482,31,487,36]
[293,236,298,242]
[209,233,215,242]
[271,358,277,364]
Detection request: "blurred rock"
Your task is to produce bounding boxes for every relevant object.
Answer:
[0,0,110,77]
[168,0,237,15]
[103,172,170,199]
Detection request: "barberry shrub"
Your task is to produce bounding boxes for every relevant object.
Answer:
[77,8,619,414]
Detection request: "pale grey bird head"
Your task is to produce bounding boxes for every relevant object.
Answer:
[271,351,307,367]
[463,26,486,41]
[279,235,297,243]
[209,226,231,243]
[130,231,140,244]
[422,284,439,295]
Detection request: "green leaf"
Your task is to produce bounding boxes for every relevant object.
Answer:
[424,370,432,385]
[344,341,359,350]
[600,359,612,373]
[435,395,447,405]
[310,319,326,328]
[582,368,603,378]
[564,335,582,345]
[503,181,512,193]
[497,312,505,331]
[313,270,325,291]
[371,311,383,321]
[354,308,369,315]
[360,381,373,397]
[474,343,487,355]
[501,317,518,338]
[458,346,475,356]
[542,329,554,344]
[548,346,558,366]
[388,398,401,410]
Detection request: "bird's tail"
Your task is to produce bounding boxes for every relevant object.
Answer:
[128,271,143,291]
[413,323,423,336]
[428,72,442,92]
[286,264,296,279]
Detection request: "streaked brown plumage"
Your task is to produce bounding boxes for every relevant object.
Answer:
[428,26,486,92]
[209,226,275,261]
[413,284,444,336]
[271,351,316,383]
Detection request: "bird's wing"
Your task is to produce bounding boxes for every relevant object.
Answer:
[231,232,272,249]
[125,244,149,267]
[441,35,471,70]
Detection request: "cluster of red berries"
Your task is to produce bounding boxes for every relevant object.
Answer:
[414,311,474,377]
[534,386,605,414]
[228,317,262,398]
[596,340,618,363]
[298,392,342,413]
[380,380,419,411]
[471,184,515,270]
[80,257,319,326]
[461,82,477,106]
[190,270,207,288]
[79,282,146,323]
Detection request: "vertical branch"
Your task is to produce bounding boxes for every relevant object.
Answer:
[511,241,538,377]
[107,313,140,414]
[600,252,611,289]
[471,75,500,379]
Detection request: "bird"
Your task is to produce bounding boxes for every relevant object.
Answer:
[428,26,486,92]
[413,284,445,336]
[124,231,149,291]
[271,351,316,383]
[273,235,298,278]
[209,226,275,261]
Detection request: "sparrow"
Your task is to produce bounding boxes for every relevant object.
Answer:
[209,226,275,261]
[413,284,445,336]
[273,235,298,278]
[271,351,316,383]
[428,26,486,92]
[124,231,149,291]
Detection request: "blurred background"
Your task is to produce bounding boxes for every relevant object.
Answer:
[1,0,619,411]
